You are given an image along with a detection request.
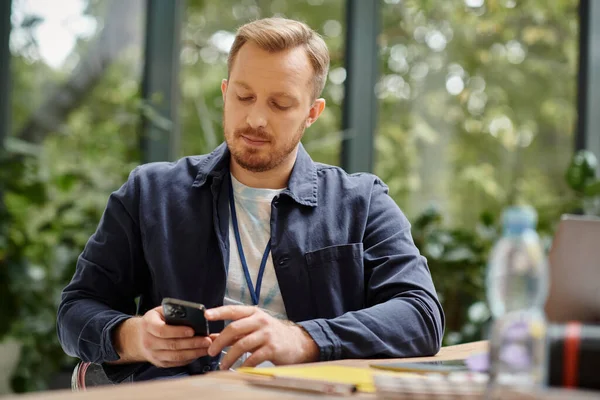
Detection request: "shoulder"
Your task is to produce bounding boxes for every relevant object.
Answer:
[313,162,408,227]
[314,162,389,195]
[128,155,208,189]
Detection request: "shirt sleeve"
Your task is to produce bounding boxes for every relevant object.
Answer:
[299,178,445,360]
[56,167,148,382]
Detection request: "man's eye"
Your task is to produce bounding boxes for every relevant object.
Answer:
[237,96,253,102]
[272,102,291,111]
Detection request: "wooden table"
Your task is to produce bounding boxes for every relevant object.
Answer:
[2,341,598,400]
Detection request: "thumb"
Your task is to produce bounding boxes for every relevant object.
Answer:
[155,306,165,318]
[147,306,165,323]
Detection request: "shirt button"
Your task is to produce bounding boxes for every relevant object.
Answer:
[278,257,289,266]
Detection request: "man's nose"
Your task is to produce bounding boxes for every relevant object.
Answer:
[246,104,268,130]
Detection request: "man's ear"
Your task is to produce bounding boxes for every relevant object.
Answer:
[221,79,228,102]
[305,98,326,128]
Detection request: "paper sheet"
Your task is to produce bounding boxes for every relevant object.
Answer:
[237,365,421,393]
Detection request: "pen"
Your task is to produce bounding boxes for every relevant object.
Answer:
[248,376,358,396]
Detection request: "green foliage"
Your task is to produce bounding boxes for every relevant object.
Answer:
[0,149,40,341]
[564,149,600,216]
[412,207,497,345]
[3,51,141,391]
[376,0,578,225]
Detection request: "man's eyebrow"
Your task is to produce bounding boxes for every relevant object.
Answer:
[232,81,252,90]
[271,92,298,100]
[232,81,298,101]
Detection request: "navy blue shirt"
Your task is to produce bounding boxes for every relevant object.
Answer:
[57,143,444,382]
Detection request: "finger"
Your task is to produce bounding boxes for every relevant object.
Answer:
[152,305,165,319]
[146,310,194,339]
[153,336,212,351]
[209,333,219,341]
[241,346,271,368]
[204,305,257,321]
[208,317,262,357]
[219,332,265,370]
[154,347,210,364]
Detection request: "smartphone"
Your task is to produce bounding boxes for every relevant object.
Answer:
[370,359,469,374]
[161,297,210,336]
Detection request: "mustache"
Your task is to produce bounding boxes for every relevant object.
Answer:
[234,127,271,140]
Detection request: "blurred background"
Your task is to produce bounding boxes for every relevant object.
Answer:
[1,0,598,394]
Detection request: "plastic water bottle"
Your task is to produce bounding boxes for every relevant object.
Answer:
[485,206,549,396]
[486,206,549,316]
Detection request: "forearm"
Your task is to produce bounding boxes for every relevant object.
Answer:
[299,294,443,361]
[57,297,133,364]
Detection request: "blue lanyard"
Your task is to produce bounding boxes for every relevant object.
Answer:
[228,178,271,306]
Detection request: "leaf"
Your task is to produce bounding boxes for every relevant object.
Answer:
[4,137,43,157]
[584,180,600,197]
[54,173,81,192]
[565,150,598,192]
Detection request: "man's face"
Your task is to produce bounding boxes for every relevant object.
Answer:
[222,42,324,173]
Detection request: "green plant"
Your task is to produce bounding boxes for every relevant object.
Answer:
[565,149,600,215]
[2,60,141,392]
[0,148,40,341]
[412,207,498,345]
[0,140,58,391]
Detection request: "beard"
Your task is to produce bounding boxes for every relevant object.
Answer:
[224,114,306,173]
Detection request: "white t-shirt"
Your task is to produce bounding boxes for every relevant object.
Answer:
[224,174,287,320]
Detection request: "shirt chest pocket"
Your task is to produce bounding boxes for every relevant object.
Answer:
[304,243,365,319]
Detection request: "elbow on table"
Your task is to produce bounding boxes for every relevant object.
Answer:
[56,300,80,360]
[416,298,445,357]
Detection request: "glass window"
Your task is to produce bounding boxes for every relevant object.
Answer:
[376,0,578,226]
[376,0,579,345]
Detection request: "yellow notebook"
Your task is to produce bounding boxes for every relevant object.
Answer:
[237,365,419,393]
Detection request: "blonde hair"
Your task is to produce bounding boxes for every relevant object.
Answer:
[227,17,330,100]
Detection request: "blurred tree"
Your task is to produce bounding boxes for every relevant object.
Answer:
[377,0,578,231]
[14,0,144,144]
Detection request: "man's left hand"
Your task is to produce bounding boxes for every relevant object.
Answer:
[205,305,319,370]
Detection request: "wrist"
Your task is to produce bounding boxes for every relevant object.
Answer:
[112,317,144,364]
[294,325,319,363]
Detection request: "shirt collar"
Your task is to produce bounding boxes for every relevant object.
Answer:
[192,142,318,207]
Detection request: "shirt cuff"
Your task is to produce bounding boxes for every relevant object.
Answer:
[100,314,144,383]
[101,314,132,362]
[297,319,342,361]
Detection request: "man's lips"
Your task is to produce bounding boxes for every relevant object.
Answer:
[241,135,270,145]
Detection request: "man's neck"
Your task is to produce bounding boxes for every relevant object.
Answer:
[230,149,298,189]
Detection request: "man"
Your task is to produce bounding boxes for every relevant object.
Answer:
[57,17,444,383]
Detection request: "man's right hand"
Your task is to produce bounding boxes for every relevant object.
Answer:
[113,306,215,368]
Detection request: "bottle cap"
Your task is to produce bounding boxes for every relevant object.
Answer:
[502,205,537,234]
